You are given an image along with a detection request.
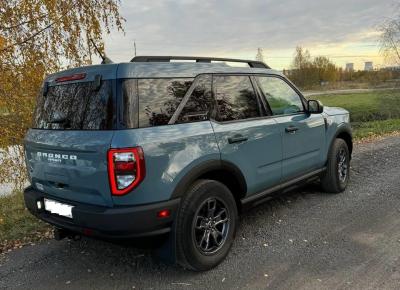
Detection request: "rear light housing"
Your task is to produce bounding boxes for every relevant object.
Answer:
[107,147,146,196]
[55,73,86,83]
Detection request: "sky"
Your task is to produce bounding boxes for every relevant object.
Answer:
[102,0,398,70]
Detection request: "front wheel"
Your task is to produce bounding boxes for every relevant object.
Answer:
[321,138,350,193]
[175,180,238,271]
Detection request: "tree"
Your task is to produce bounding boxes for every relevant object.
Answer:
[287,47,339,88]
[292,46,312,70]
[0,1,124,190]
[379,11,400,65]
[255,48,265,63]
[289,46,312,88]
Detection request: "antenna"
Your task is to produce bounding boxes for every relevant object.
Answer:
[134,40,137,57]
[89,39,113,64]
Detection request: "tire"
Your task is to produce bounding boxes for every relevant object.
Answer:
[175,179,238,271]
[321,138,350,193]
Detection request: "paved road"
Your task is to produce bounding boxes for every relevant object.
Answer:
[1,136,400,290]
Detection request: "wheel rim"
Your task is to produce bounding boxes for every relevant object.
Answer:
[337,148,348,183]
[192,197,230,255]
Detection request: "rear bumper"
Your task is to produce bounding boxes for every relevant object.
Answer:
[24,186,180,239]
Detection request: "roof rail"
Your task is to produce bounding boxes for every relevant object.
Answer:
[130,56,270,69]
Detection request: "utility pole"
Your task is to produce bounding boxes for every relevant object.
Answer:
[134,40,137,57]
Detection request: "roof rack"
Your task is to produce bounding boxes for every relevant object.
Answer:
[130,56,270,69]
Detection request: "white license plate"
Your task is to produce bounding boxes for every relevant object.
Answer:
[44,198,74,218]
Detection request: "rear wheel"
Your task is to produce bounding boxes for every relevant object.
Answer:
[176,179,238,271]
[321,138,350,193]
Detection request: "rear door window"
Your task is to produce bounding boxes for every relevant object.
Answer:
[213,75,260,122]
[33,80,114,130]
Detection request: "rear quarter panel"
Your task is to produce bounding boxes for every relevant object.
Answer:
[111,121,220,205]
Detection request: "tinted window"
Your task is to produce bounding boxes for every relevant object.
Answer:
[214,75,260,122]
[256,76,304,115]
[33,80,114,130]
[138,78,193,127]
[177,75,213,124]
[122,80,138,128]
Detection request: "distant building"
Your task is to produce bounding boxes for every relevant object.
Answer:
[345,63,354,71]
[364,62,373,71]
[383,66,400,71]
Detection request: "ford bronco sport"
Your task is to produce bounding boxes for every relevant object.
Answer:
[24,56,352,271]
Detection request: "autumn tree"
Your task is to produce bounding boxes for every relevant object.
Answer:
[286,46,339,89]
[0,1,124,190]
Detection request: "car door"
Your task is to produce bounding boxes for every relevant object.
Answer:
[255,75,326,182]
[210,74,282,196]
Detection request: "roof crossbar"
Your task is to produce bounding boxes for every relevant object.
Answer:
[130,56,270,69]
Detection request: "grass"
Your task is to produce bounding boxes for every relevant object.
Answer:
[0,191,51,253]
[352,119,400,140]
[311,89,400,139]
[314,90,400,122]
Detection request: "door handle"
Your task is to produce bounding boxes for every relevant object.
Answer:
[285,126,299,133]
[228,135,248,144]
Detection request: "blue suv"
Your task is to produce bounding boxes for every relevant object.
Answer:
[24,56,352,271]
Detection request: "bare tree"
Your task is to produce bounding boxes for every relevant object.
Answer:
[255,48,265,63]
[380,12,400,65]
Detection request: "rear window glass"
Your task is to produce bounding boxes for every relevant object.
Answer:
[176,75,213,124]
[33,80,114,130]
[138,78,193,128]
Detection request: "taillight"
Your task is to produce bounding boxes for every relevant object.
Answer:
[107,147,146,196]
[55,73,86,83]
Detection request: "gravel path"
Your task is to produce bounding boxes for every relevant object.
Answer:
[1,136,400,290]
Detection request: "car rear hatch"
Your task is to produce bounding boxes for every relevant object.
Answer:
[24,65,118,207]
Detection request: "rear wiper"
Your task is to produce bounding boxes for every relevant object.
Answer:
[49,116,68,124]
[48,113,71,128]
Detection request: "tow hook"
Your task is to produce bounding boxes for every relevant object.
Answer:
[53,228,81,241]
[71,234,81,241]
[54,228,68,240]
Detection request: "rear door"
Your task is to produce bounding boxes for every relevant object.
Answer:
[210,75,282,196]
[24,67,117,207]
[255,75,326,181]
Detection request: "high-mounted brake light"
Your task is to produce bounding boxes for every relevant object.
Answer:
[55,73,86,83]
[107,147,146,196]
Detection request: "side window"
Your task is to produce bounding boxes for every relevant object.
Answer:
[176,75,213,124]
[256,76,304,115]
[138,78,193,128]
[122,79,138,129]
[213,75,260,122]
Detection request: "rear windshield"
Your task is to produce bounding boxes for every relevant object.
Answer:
[33,80,114,130]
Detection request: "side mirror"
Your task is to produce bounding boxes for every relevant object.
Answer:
[307,100,324,114]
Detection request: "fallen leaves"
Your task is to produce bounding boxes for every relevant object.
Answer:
[0,228,52,254]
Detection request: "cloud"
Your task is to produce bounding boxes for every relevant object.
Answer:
[103,0,396,68]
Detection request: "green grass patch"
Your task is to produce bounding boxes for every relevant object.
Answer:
[310,90,400,139]
[0,191,51,253]
[313,90,400,122]
[352,119,400,140]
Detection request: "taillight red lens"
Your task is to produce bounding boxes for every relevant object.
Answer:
[115,161,135,171]
[55,73,86,83]
[107,147,146,196]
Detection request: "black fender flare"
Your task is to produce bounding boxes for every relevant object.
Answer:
[171,159,247,199]
[329,124,353,157]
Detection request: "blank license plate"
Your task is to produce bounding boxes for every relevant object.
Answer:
[44,198,74,218]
